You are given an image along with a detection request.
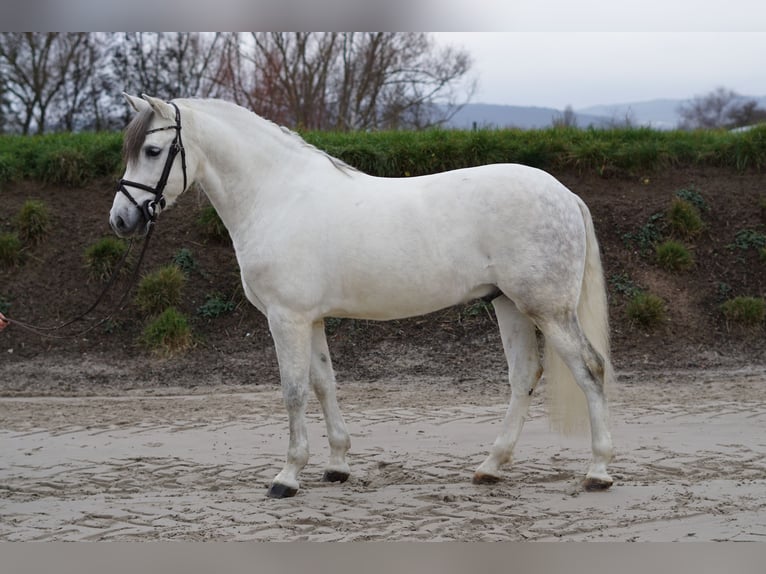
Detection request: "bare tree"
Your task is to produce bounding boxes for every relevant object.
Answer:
[109,33,220,99]
[211,32,474,130]
[0,33,92,134]
[105,32,224,127]
[726,99,766,129]
[678,86,766,129]
[56,34,104,132]
[0,33,473,133]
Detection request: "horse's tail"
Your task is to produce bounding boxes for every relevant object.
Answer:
[543,198,612,434]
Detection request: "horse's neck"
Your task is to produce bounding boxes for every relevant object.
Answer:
[189,104,327,240]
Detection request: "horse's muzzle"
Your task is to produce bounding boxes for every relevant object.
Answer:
[110,209,150,238]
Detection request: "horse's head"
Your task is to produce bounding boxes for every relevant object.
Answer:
[110,93,194,237]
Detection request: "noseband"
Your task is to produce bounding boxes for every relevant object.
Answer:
[117,101,187,224]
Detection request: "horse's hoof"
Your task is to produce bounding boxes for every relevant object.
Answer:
[267,482,298,498]
[582,476,613,491]
[322,470,350,483]
[472,472,501,485]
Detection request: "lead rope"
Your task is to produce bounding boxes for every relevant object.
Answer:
[2,224,155,340]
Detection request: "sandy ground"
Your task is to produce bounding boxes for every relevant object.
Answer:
[1,363,765,542]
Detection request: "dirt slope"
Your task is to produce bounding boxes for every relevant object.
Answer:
[1,167,765,395]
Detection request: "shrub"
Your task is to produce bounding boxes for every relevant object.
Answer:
[140,307,192,356]
[721,296,765,328]
[666,198,703,238]
[0,232,23,268]
[134,265,185,316]
[609,272,641,297]
[196,205,229,242]
[675,187,708,213]
[655,240,694,271]
[84,237,129,281]
[197,292,235,318]
[172,247,201,276]
[16,199,50,244]
[626,292,666,329]
[730,228,766,252]
[622,212,664,254]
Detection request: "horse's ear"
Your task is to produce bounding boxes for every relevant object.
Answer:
[123,92,149,113]
[141,94,176,121]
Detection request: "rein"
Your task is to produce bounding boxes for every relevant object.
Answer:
[3,101,188,340]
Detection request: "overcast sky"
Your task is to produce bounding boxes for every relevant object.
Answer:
[6,0,766,113]
[433,32,766,110]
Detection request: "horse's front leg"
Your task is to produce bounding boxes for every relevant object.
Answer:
[310,321,351,483]
[267,310,313,498]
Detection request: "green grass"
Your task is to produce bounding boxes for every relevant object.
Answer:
[84,237,129,281]
[721,296,765,328]
[2,125,766,186]
[0,232,23,268]
[626,292,666,329]
[16,200,50,245]
[655,240,694,271]
[0,132,123,185]
[134,265,186,316]
[140,307,193,356]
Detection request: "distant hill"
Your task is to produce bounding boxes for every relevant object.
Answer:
[445,103,609,130]
[577,99,682,129]
[446,96,766,130]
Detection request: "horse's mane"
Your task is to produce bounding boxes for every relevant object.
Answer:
[125,98,358,177]
[275,124,359,176]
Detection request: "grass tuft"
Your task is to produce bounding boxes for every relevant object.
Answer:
[666,198,703,238]
[134,265,185,316]
[0,232,23,268]
[84,237,129,281]
[626,291,666,329]
[16,200,50,245]
[140,307,192,356]
[721,296,765,328]
[655,240,694,271]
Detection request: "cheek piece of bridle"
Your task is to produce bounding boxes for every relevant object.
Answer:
[116,101,187,225]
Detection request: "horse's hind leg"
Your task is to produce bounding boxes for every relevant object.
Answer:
[310,321,351,483]
[538,313,614,490]
[474,296,541,484]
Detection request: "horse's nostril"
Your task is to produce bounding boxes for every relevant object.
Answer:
[111,215,127,233]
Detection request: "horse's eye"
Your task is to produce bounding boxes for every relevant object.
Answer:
[145,146,162,158]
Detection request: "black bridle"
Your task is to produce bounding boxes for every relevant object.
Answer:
[117,101,187,224]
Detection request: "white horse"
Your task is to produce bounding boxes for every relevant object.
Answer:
[110,94,614,498]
